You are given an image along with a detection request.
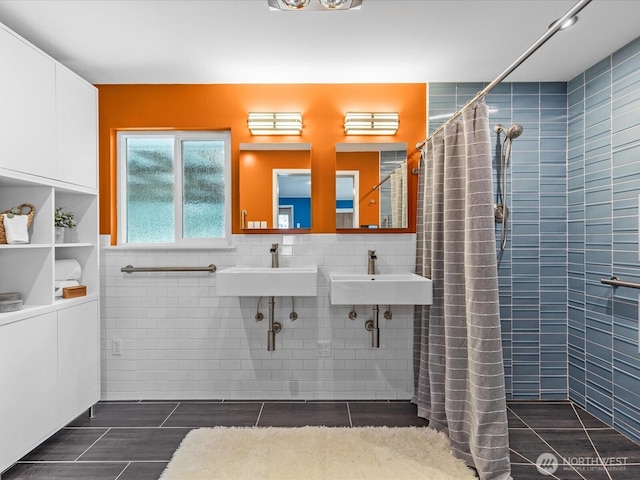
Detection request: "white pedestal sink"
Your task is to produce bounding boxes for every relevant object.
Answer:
[217,266,318,297]
[329,273,432,305]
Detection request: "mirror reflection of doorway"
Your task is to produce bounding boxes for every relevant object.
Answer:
[336,170,359,228]
[272,169,311,229]
[278,206,294,229]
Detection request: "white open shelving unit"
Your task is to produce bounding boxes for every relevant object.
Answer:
[0,180,99,320]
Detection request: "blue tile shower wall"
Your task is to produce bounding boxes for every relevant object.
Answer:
[428,81,569,400]
[429,35,640,444]
[568,36,640,444]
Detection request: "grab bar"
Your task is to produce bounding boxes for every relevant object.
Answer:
[600,276,640,290]
[121,264,217,274]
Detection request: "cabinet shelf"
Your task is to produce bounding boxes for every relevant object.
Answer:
[0,294,100,322]
[54,293,99,307]
[54,243,94,248]
[0,304,51,327]
[0,243,50,249]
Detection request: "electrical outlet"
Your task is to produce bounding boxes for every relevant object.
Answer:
[317,340,331,358]
[112,339,123,356]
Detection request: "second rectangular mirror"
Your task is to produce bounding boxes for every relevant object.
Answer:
[336,142,408,229]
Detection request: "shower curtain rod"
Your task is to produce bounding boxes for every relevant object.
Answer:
[373,166,418,191]
[416,0,592,150]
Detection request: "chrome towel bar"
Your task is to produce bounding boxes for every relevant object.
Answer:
[600,276,640,290]
[121,264,217,274]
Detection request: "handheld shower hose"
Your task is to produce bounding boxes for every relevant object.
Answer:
[494,123,523,251]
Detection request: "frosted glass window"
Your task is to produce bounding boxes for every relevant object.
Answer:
[118,131,231,246]
[182,140,225,239]
[125,137,175,243]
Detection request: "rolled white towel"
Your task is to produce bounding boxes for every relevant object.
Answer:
[3,214,29,244]
[55,259,82,281]
[54,280,80,298]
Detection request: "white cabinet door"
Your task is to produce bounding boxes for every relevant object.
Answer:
[0,26,56,179]
[0,313,58,471]
[57,300,100,425]
[56,65,98,189]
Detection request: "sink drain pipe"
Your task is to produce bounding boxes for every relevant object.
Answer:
[364,305,380,348]
[267,296,281,351]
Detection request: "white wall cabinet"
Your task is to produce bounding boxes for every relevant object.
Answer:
[0,24,98,190]
[58,301,100,427]
[0,22,99,474]
[56,64,98,189]
[0,26,56,180]
[0,303,100,472]
[0,312,59,471]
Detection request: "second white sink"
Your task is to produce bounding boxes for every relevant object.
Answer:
[329,273,433,305]
[217,266,318,297]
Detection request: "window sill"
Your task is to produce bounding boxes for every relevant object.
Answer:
[104,243,237,251]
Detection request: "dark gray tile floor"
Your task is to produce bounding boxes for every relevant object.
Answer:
[508,401,640,480]
[2,400,639,479]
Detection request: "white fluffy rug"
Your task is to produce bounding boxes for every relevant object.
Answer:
[160,426,476,480]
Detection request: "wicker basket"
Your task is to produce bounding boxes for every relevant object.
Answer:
[0,204,35,244]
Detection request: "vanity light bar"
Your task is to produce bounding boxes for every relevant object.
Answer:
[248,112,303,135]
[344,112,399,135]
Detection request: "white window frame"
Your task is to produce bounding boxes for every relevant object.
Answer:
[117,130,231,248]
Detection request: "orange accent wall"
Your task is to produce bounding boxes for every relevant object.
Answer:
[96,84,426,240]
[239,149,311,229]
[336,151,380,227]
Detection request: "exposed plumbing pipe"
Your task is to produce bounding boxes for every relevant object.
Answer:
[267,296,281,351]
[365,305,380,348]
[255,296,264,321]
[289,296,298,321]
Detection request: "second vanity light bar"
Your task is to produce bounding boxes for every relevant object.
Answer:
[248,112,303,135]
[344,112,399,135]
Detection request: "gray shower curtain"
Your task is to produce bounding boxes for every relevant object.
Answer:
[413,103,511,480]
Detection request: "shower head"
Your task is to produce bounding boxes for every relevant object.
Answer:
[494,123,523,139]
[506,124,523,139]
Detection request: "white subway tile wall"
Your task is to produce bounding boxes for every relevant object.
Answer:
[100,234,417,400]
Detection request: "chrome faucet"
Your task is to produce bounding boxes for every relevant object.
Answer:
[368,250,377,275]
[270,243,279,268]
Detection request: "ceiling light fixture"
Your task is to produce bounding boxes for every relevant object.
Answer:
[268,0,362,11]
[248,112,303,135]
[281,0,310,9]
[344,112,399,136]
[320,0,349,9]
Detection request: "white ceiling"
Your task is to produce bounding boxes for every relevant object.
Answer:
[0,0,638,85]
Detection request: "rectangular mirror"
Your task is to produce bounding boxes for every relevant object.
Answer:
[336,142,407,229]
[239,143,311,230]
